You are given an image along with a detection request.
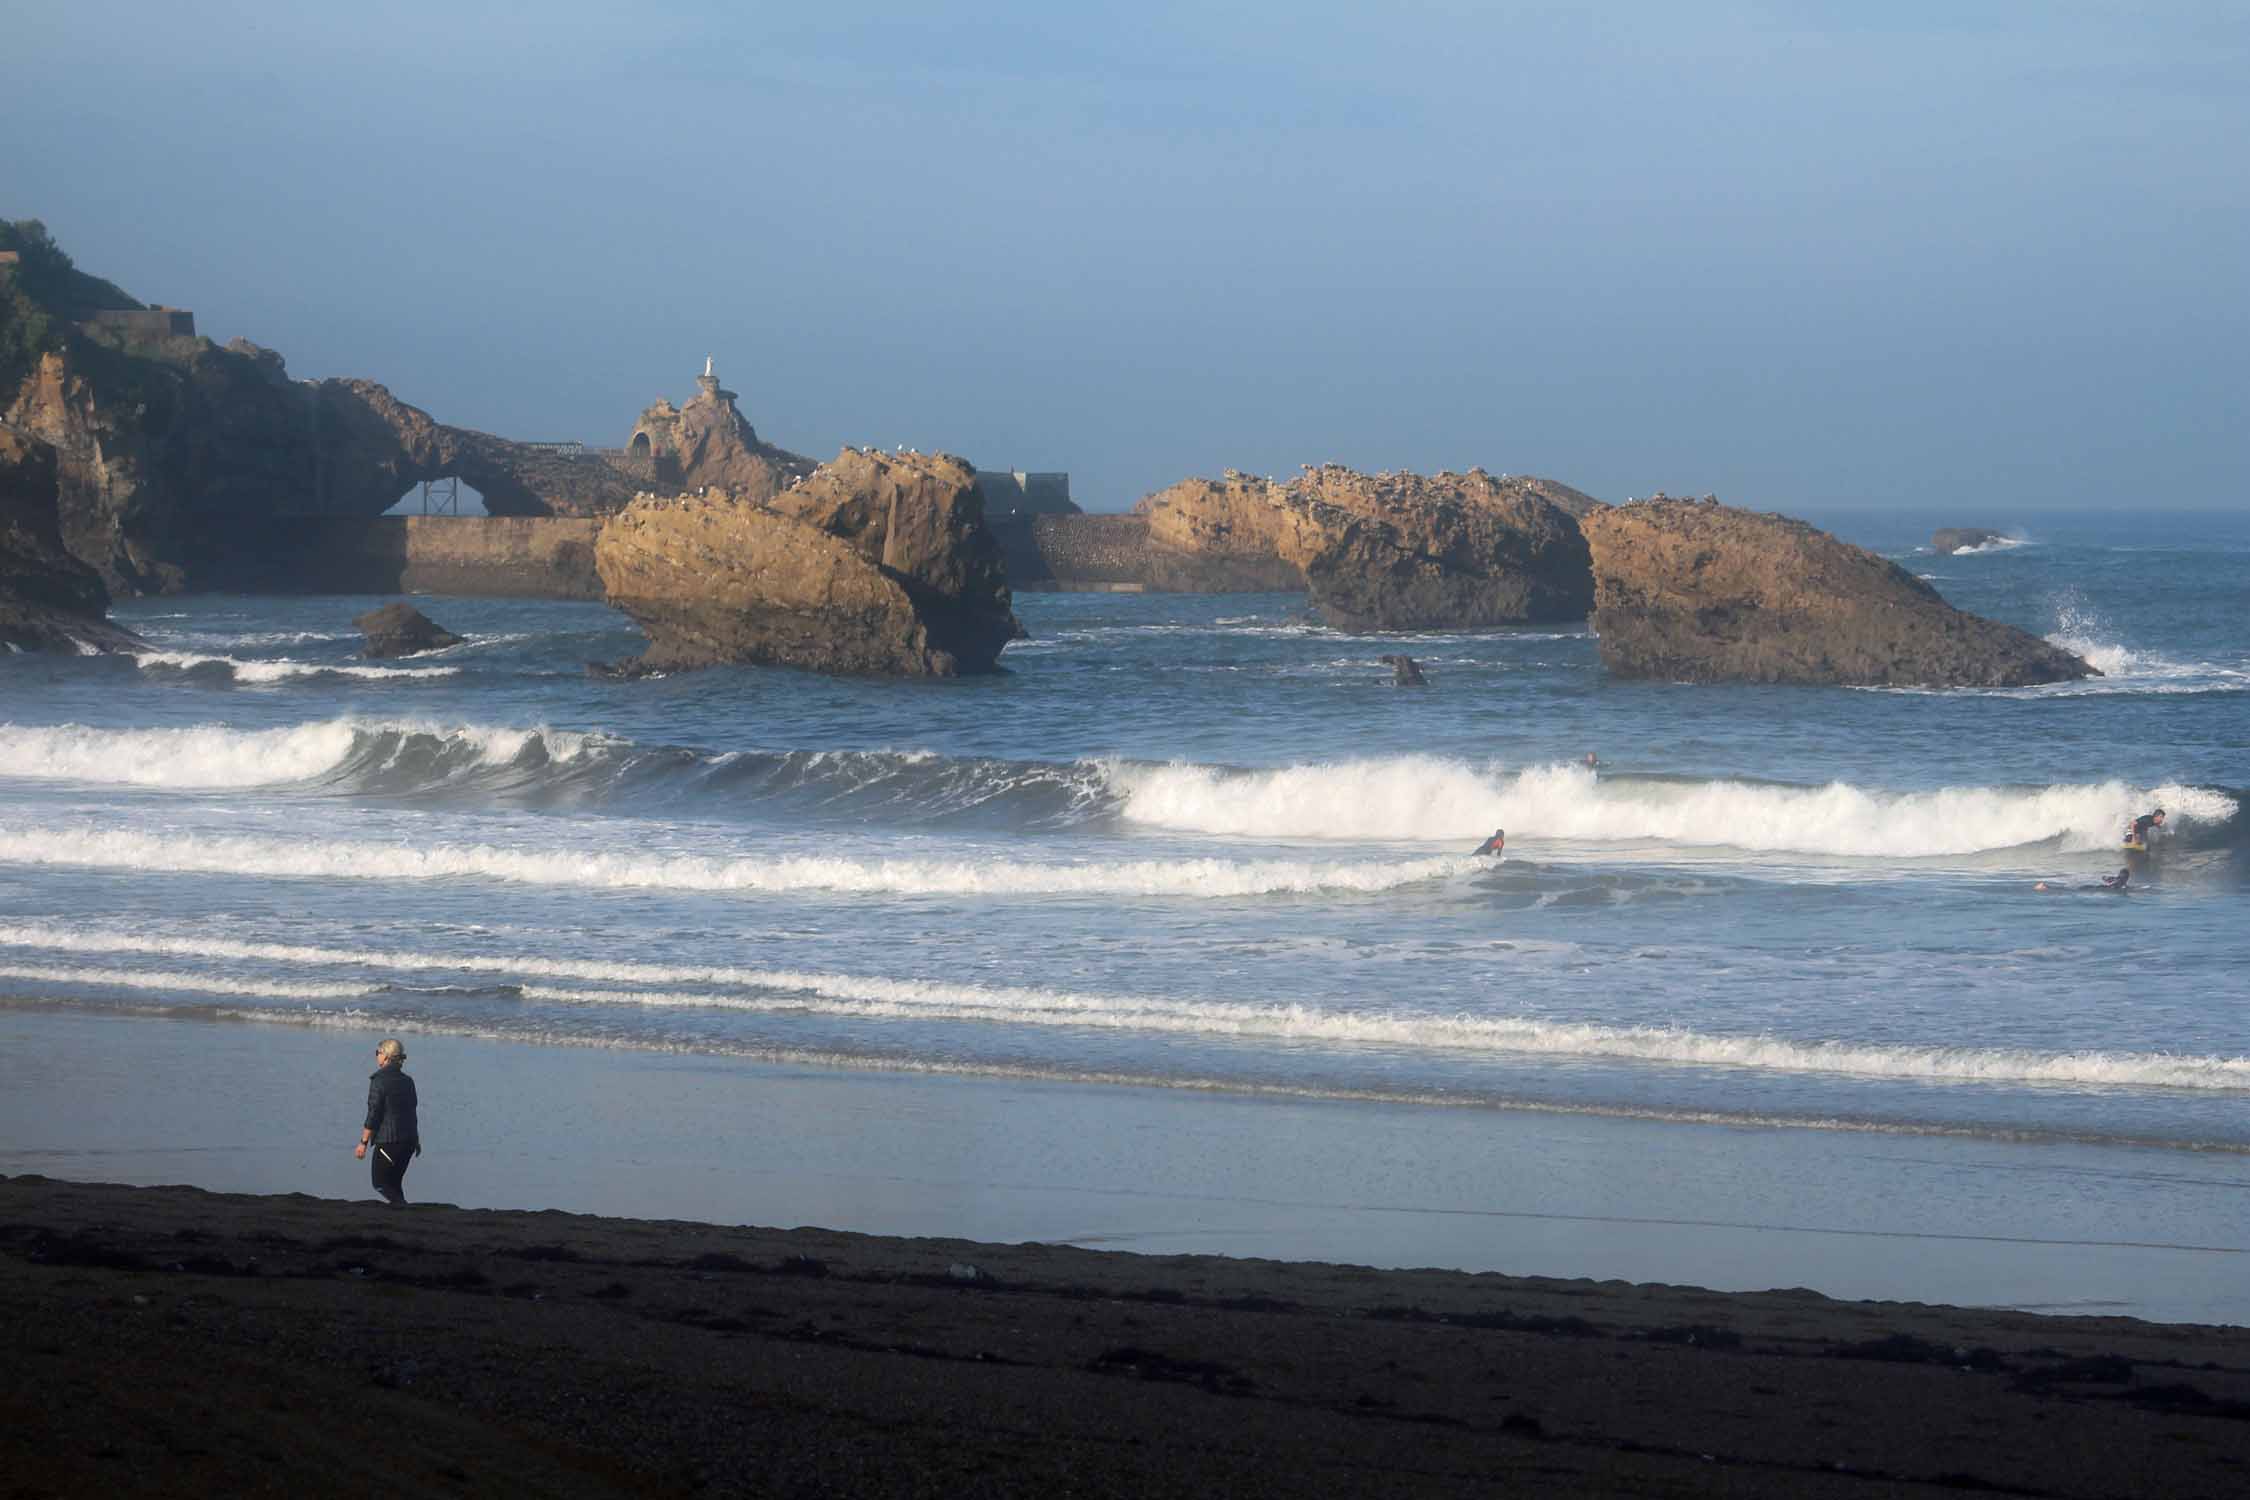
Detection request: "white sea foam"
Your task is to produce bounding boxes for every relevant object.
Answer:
[0,962,371,1000]
[0,721,366,787]
[133,650,460,682]
[6,924,2244,1093]
[1110,757,2239,856]
[0,720,602,788]
[144,630,354,649]
[0,827,1471,897]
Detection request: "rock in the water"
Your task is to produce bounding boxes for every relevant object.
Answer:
[353,601,465,658]
[1133,465,1598,627]
[1932,527,2009,555]
[1582,499,2095,687]
[0,420,144,653]
[594,449,1021,677]
[1298,467,1594,630]
[1380,653,1428,686]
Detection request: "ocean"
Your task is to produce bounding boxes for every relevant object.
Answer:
[3,505,2245,1318]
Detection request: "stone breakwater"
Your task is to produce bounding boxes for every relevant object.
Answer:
[991,514,1154,590]
[213,516,604,599]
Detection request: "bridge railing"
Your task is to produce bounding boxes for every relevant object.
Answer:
[516,442,637,463]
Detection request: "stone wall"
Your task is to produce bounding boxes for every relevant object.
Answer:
[86,307,196,340]
[992,513,1157,590]
[220,516,604,598]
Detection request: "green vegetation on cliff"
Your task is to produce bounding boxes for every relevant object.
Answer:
[0,218,163,399]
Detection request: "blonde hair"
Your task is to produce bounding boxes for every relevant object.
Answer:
[376,1038,407,1065]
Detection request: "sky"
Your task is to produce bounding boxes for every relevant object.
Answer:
[3,1,2244,513]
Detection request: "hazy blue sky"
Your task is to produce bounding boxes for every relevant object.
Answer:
[5,2,2243,512]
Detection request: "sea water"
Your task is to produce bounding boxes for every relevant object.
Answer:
[1,506,2244,1307]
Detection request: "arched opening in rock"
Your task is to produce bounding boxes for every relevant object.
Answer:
[384,478,490,516]
[628,432,652,461]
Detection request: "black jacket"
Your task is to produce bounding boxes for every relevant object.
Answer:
[363,1067,420,1147]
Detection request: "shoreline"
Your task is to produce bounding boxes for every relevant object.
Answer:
[5,1173,2247,1497]
[7,1006,2249,1327]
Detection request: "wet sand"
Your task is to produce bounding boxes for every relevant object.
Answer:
[9,1009,2246,1327]
[4,1173,2247,1498]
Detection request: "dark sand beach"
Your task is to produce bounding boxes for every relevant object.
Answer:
[4,1174,2246,1498]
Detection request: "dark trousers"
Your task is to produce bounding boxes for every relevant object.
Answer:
[371,1141,417,1204]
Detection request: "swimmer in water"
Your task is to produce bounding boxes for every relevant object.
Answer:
[2036,868,2132,892]
[1473,828,1506,856]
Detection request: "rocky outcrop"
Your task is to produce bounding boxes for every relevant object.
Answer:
[1134,466,1595,628]
[594,449,1021,677]
[1134,472,1327,591]
[354,602,464,658]
[624,364,812,504]
[0,420,143,652]
[1582,499,2095,687]
[1932,528,2008,555]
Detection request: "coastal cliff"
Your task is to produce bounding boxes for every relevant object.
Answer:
[0,221,660,593]
[0,420,142,652]
[1582,499,2096,687]
[4,341,650,595]
[594,449,1021,677]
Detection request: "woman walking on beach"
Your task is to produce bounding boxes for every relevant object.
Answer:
[354,1039,421,1206]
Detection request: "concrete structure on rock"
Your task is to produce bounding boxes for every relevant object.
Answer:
[85,307,197,340]
[974,469,1074,515]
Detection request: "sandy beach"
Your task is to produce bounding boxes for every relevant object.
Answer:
[5,1172,2248,1498]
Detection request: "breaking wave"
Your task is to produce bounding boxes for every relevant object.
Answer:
[133,650,461,682]
[0,825,1470,898]
[4,924,2244,1095]
[0,720,2237,856]
[2040,604,2250,693]
[1110,758,2241,857]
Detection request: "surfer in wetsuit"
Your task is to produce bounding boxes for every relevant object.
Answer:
[1473,828,1506,856]
[2123,807,2166,874]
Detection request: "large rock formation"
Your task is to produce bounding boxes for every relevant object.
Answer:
[1582,499,2095,687]
[1134,471,1328,591]
[595,449,1021,677]
[1134,465,1596,628]
[1,223,696,595]
[5,339,649,594]
[0,420,143,652]
[624,362,812,503]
